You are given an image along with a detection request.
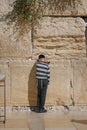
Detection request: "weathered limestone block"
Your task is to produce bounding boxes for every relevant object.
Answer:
[0,22,31,59]
[81,0,87,14]
[72,59,87,105]
[10,60,37,106]
[43,0,87,16]
[46,60,72,106]
[0,0,14,16]
[0,0,87,17]
[46,59,87,106]
[0,0,31,59]
[0,61,10,106]
[33,17,86,59]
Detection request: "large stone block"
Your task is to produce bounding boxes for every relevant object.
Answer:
[46,60,72,106]
[33,17,86,59]
[0,22,31,59]
[80,0,87,14]
[72,59,87,105]
[0,61,10,106]
[0,0,87,17]
[43,0,87,16]
[0,0,14,16]
[0,0,31,59]
[10,60,37,106]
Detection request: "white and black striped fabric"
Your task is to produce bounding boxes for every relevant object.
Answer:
[36,61,50,81]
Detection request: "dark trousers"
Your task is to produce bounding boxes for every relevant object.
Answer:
[37,79,48,110]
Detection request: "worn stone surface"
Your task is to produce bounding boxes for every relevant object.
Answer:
[80,0,87,14]
[0,59,87,106]
[0,0,87,106]
[0,0,87,17]
[0,22,31,59]
[46,60,72,106]
[0,0,31,59]
[43,0,87,16]
[0,61,10,106]
[72,59,87,105]
[9,60,37,106]
[33,17,86,59]
[0,0,14,16]
[0,0,86,60]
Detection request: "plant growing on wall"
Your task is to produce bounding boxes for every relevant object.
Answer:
[6,0,43,34]
[6,0,81,34]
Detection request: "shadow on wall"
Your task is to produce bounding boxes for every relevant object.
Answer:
[28,63,37,111]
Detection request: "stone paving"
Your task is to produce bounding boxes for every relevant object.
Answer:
[0,108,87,130]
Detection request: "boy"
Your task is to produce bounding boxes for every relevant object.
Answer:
[36,54,50,113]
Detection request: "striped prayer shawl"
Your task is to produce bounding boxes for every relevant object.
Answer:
[36,61,50,81]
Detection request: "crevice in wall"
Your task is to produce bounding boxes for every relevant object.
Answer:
[70,79,75,106]
[70,59,75,106]
[30,27,34,59]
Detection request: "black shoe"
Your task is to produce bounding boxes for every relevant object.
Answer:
[35,108,40,113]
[39,108,47,113]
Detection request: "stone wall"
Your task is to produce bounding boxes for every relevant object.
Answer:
[33,17,86,59]
[0,0,87,107]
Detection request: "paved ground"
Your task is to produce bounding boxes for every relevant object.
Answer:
[0,108,87,130]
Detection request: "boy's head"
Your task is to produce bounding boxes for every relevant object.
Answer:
[38,54,45,62]
[39,54,45,59]
[38,54,50,64]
